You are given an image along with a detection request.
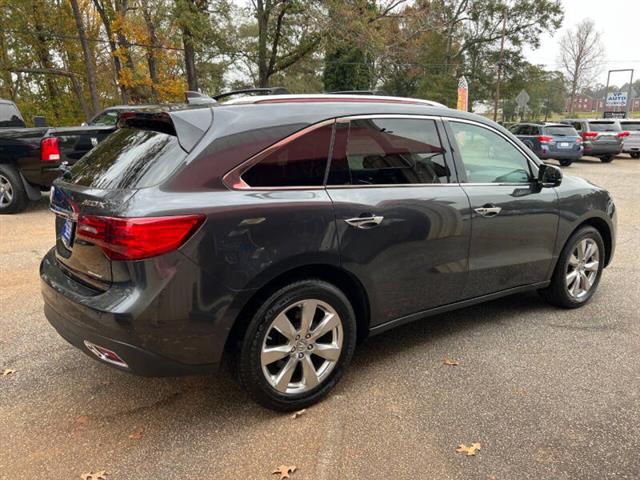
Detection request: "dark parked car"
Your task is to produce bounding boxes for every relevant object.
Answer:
[0,99,116,213]
[41,95,616,411]
[509,122,583,166]
[560,119,624,162]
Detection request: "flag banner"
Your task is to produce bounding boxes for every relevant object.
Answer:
[457,76,468,111]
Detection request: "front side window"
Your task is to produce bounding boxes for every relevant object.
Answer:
[242,124,333,187]
[328,118,449,185]
[90,110,120,126]
[449,121,532,184]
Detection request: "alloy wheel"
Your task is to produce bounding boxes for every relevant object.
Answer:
[261,299,343,395]
[0,174,13,207]
[565,238,599,299]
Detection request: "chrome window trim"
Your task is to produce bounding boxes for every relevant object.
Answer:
[443,116,541,178]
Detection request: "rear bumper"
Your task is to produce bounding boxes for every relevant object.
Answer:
[540,150,583,161]
[583,143,622,156]
[40,248,226,376]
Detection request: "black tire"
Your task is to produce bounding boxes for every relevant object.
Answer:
[0,164,28,214]
[539,226,605,309]
[559,160,572,167]
[236,279,357,411]
[631,152,640,159]
[599,155,614,163]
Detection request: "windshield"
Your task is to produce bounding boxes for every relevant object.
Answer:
[620,122,640,131]
[545,126,577,136]
[588,121,620,132]
[68,128,186,189]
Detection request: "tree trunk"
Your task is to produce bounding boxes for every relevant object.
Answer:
[70,0,100,116]
[32,3,61,123]
[256,0,269,87]
[0,27,15,99]
[141,0,159,100]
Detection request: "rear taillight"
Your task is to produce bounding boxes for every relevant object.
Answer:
[76,214,205,261]
[618,131,630,138]
[576,137,582,143]
[582,132,598,139]
[537,135,554,143]
[41,137,60,161]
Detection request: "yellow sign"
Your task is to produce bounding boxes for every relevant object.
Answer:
[457,76,468,112]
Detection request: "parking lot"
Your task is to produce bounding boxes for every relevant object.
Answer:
[1,155,638,480]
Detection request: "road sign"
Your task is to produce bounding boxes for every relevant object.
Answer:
[603,111,626,119]
[606,91,627,107]
[515,90,530,108]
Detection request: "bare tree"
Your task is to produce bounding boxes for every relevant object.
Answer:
[70,0,100,117]
[559,19,605,114]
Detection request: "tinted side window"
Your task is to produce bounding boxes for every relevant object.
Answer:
[242,124,333,187]
[90,110,120,126]
[572,122,582,131]
[328,118,449,185]
[449,121,531,184]
[0,103,25,128]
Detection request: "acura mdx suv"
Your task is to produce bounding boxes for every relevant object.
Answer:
[41,95,616,411]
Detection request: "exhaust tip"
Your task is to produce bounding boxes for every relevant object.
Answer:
[83,340,129,369]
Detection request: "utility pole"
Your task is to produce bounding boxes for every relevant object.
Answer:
[493,10,507,122]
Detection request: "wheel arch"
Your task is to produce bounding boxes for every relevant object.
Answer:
[566,216,613,267]
[224,263,371,358]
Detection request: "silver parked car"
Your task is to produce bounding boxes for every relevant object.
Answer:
[616,119,640,158]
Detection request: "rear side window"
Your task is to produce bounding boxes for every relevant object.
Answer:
[328,118,449,185]
[242,124,333,187]
[68,128,186,189]
[571,122,582,131]
[0,103,25,127]
[545,126,578,136]
[620,122,640,131]
[588,121,620,132]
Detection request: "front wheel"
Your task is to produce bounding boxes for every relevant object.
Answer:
[539,226,605,308]
[236,279,357,411]
[559,160,572,167]
[600,155,614,163]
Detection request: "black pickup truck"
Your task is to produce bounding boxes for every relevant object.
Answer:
[0,99,116,213]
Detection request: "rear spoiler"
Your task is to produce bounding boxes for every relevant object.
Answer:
[118,108,213,153]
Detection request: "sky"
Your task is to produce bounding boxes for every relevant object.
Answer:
[523,0,640,88]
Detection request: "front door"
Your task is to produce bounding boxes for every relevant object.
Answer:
[326,116,471,327]
[445,120,559,299]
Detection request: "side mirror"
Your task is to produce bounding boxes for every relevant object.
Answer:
[33,116,48,127]
[538,163,562,188]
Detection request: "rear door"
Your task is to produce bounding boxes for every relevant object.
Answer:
[326,116,470,327]
[587,120,622,149]
[444,119,558,299]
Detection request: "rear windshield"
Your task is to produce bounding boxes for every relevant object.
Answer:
[68,128,186,189]
[545,126,577,136]
[588,121,620,132]
[620,122,640,131]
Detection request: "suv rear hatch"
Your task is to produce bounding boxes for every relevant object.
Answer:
[587,120,622,145]
[49,107,212,290]
[543,125,581,153]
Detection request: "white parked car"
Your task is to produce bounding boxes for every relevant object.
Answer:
[616,119,640,158]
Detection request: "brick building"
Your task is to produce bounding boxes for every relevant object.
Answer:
[565,94,640,113]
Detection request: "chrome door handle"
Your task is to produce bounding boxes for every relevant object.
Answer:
[474,206,502,217]
[344,215,384,229]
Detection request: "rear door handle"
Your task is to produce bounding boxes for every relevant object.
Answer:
[474,205,502,217]
[344,215,384,229]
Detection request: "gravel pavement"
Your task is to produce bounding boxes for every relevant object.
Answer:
[1,155,638,480]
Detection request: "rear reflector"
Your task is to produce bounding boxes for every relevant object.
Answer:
[41,137,60,161]
[76,214,205,261]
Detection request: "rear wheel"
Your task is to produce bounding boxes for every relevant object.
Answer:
[236,279,357,411]
[599,155,614,163]
[0,164,28,214]
[631,152,640,159]
[539,226,604,308]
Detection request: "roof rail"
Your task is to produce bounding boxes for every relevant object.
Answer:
[185,91,217,105]
[328,90,386,96]
[213,87,291,101]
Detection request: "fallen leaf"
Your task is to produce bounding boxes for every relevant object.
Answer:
[80,471,108,480]
[456,442,481,456]
[291,409,307,419]
[443,358,460,366]
[129,426,144,440]
[272,464,297,479]
[2,368,15,376]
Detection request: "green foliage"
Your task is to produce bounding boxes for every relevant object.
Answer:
[323,46,373,92]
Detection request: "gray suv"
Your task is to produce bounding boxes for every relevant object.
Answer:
[41,94,616,411]
[561,119,623,162]
[509,122,583,166]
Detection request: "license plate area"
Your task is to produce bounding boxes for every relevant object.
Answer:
[558,142,570,148]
